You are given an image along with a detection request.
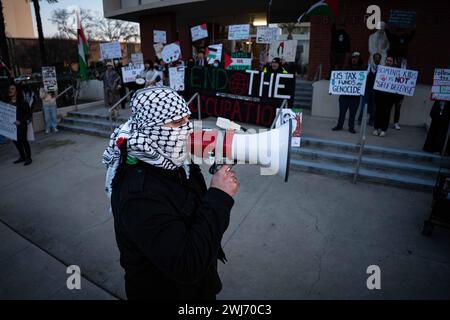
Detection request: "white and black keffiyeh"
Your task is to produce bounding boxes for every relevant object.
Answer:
[102,86,192,197]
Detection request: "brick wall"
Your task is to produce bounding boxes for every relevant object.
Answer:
[308,0,450,84]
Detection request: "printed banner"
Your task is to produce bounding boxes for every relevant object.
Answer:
[228,24,250,40]
[130,53,144,65]
[153,30,167,44]
[169,66,186,91]
[121,64,145,83]
[374,65,418,96]
[161,42,182,64]
[269,40,298,62]
[329,71,368,96]
[206,44,223,64]
[184,66,296,127]
[256,27,280,44]
[226,52,252,71]
[431,69,450,101]
[100,42,122,60]
[41,66,58,92]
[191,23,208,42]
[0,101,17,140]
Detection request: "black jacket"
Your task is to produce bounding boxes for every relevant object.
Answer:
[111,161,234,300]
[7,98,31,128]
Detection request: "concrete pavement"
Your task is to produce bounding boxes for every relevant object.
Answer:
[0,130,449,299]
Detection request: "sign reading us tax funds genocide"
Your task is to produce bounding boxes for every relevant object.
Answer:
[0,101,17,140]
[374,66,418,96]
[329,71,368,96]
[184,66,295,127]
[431,69,450,101]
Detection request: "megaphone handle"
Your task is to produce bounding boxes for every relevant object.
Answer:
[208,161,236,175]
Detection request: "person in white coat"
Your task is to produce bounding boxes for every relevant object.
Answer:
[368,21,390,65]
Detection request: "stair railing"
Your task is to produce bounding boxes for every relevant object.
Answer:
[186,92,202,120]
[108,90,134,131]
[353,101,368,184]
[313,64,323,81]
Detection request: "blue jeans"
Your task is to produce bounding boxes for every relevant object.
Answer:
[43,105,57,131]
[0,135,6,144]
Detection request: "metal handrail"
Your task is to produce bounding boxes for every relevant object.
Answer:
[108,89,134,131]
[270,99,288,129]
[313,64,323,81]
[186,92,202,120]
[55,85,73,99]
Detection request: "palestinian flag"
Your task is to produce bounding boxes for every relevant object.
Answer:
[77,14,89,81]
[298,0,339,23]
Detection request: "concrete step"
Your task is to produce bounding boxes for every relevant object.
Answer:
[290,158,435,191]
[67,110,129,123]
[61,116,122,132]
[292,147,440,177]
[59,123,111,138]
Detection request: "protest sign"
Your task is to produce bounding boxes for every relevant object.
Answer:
[161,42,182,64]
[226,52,252,71]
[269,40,298,62]
[130,53,144,65]
[100,42,122,60]
[228,24,250,40]
[169,66,185,91]
[0,101,17,140]
[154,43,164,59]
[274,108,302,147]
[41,66,58,92]
[191,24,208,42]
[153,30,167,43]
[431,69,450,101]
[121,64,144,83]
[206,44,222,64]
[329,71,368,96]
[388,10,417,28]
[374,65,418,96]
[256,27,280,44]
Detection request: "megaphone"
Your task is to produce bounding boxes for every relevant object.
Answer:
[189,119,293,182]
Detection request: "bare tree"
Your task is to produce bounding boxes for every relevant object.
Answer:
[94,17,139,42]
[49,8,97,39]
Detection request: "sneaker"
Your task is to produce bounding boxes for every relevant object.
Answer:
[332,126,343,131]
[45,129,50,134]
[53,127,58,133]
[13,158,25,164]
[394,123,401,130]
[372,129,379,136]
[24,159,32,166]
[379,131,386,137]
[349,128,356,134]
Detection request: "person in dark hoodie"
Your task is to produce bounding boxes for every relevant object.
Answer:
[423,100,450,155]
[6,83,32,165]
[102,87,239,300]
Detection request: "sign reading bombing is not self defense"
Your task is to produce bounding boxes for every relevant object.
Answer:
[329,71,368,96]
[374,66,418,96]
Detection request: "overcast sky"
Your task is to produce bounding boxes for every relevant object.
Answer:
[30,0,104,37]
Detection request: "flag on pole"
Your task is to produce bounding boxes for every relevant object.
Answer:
[297,0,339,23]
[77,13,89,81]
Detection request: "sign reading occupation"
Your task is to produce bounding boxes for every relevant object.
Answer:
[0,101,17,140]
[191,23,208,42]
[184,66,295,127]
[41,66,58,92]
[169,66,186,91]
[329,71,368,96]
[228,24,250,40]
[269,40,298,62]
[374,65,418,96]
[161,42,182,63]
[256,27,280,44]
[100,42,122,60]
[153,30,167,43]
[431,69,450,101]
[121,64,144,83]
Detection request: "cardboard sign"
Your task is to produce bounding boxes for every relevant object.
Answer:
[121,64,144,83]
[206,44,223,64]
[161,42,182,64]
[374,65,418,96]
[153,43,164,59]
[191,23,208,42]
[228,24,250,40]
[41,66,58,92]
[431,69,450,101]
[269,40,298,62]
[274,108,302,147]
[100,42,122,60]
[169,66,185,91]
[130,53,144,65]
[256,27,280,44]
[226,52,252,70]
[329,71,368,96]
[0,101,17,140]
[388,10,417,29]
[153,30,167,44]
[184,66,296,127]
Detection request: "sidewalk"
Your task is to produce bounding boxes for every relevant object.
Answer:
[0,128,449,299]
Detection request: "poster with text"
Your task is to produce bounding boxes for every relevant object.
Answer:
[42,66,58,92]
[256,27,280,44]
[374,66,418,96]
[269,40,298,62]
[153,30,167,43]
[154,43,164,59]
[131,53,144,65]
[161,42,182,63]
[169,66,185,91]
[100,42,122,60]
[431,69,450,101]
[191,23,208,42]
[228,24,250,40]
[206,44,223,64]
[0,101,17,140]
[329,71,368,96]
[121,64,145,83]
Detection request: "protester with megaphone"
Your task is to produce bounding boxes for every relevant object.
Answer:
[102,87,238,300]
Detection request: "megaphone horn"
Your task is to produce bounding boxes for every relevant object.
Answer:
[189,119,293,182]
